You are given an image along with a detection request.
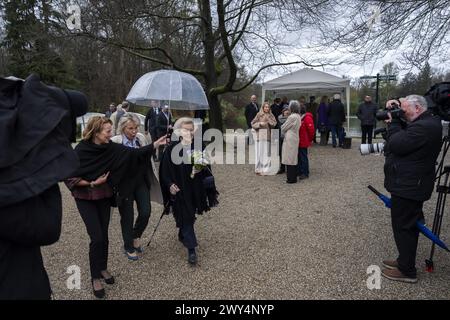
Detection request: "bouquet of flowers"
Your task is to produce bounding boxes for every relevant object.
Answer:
[186,150,209,178]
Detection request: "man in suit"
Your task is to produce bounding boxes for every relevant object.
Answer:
[245,95,259,144]
[156,105,173,160]
[144,100,160,143]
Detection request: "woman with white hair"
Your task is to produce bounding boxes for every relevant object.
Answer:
[159,117,219,265]
[281,101,302,183]
[111,114,162,261]
[251,102,277,175]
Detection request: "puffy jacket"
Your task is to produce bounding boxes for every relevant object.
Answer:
[384,111,442,201]
[357,102,378,126]
[299,112,315,148]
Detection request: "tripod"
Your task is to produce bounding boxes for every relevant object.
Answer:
[425,128,450,272]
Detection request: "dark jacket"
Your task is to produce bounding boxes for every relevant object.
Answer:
[384,111,442,201]
[357,102,378,126]
[155,111,173,139]
[327,99,346,126]
[0,75,87,300]
[245,102,259,128]
[144,107,160,139]
[0,185,61,299]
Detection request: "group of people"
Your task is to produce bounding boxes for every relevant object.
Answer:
[64,113,218,299]
[245,93,347,183]
[0,75,219,300]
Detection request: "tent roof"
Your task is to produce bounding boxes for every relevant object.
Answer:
[262,68,350,91]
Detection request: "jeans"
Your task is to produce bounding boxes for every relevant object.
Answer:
[330,125,343,146]
[76,198,111,279]
[297,148,309,177]
[361,125,374,144]
[118,180,151,253]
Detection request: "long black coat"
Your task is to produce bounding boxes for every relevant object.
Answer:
[144,108,160,140]
[384,111,442,201]
[159,142,218,228]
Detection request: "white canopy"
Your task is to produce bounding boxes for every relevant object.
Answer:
[262,68,351,132]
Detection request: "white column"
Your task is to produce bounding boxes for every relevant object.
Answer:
[346,86,351,134]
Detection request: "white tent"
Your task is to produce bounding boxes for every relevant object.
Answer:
[262,68,351,133]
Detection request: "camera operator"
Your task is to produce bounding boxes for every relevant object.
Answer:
[0,75,88,299]
[381,95,442,283]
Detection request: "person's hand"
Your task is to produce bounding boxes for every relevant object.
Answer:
[93,172,109,186]
[385,99,400,110]
[384,112,392,124]
[153,135,168,149]
[169,184,180,195]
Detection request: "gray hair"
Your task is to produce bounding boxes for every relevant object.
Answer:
[289,100,300,114]
[404,95,428,110]
[118,114,140,134]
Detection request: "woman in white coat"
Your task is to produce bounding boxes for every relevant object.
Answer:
[251,102,277,175]
[281,101,302,183]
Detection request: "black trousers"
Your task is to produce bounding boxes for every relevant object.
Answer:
[361,125,374,144]
[390,195,424,278]
[118,180,151,253]
[286,165,297,183]
[76,198,111,280]
[178,224,198,249]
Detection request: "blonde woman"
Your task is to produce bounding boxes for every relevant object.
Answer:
[111,115,162,261]
[251,102,277,175]
[281,101,302,183]
[65,116,166,298]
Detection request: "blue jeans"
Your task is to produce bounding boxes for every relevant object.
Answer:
[297,148,309,177]
[330,125,343,146]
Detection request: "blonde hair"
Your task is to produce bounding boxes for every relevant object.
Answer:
[258,101,272,116]
[82,116,112,141]
[117,114,140,134]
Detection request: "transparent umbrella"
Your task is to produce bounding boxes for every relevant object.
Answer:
[126,70,209,110]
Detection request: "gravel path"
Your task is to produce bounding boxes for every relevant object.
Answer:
[43,140,450,300]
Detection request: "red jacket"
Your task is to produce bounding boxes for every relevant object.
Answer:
[299,112,315,148]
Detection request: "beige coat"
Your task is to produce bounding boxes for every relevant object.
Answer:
[281,113,301,165]
[251,112,277,141]
[111,133,163,205]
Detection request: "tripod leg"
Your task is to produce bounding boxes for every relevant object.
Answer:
[426,170,449,272]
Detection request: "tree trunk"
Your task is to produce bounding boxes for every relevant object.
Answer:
[208,93,223,131]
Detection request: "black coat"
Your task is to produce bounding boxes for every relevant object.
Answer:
[0,74,87,300]
[357,102,378,126]
[159,141,218,228]
[245,102,259,128]
[155,111,173,139]
[0,185,61,300]
[144,108,160,139]
[327,100,346,126]
[270,103,283,128]
[384,111,442,201]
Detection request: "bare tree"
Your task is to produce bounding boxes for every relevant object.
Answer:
[319,0,450,69]
[65,0,337,129]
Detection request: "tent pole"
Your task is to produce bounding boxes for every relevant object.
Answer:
[346,86,350,135]
[261,88,266,105]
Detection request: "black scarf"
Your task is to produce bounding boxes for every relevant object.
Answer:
[73,140,153,200]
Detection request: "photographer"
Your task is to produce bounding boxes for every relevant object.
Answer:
[381,95,442,283]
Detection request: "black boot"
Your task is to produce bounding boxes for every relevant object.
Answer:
[188,248,197,265]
